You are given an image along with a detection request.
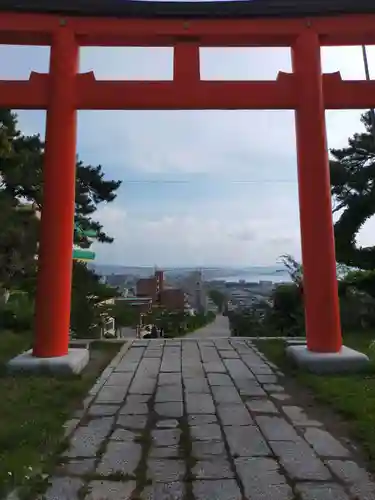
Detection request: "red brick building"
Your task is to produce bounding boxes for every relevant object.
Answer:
[136,270,164,302]
[159,288,185,311]
[136,277,157,300]
[136,270,185,311]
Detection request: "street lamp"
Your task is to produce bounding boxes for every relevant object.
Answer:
[362,45,375,145]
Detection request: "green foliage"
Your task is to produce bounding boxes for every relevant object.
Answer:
[0,192,38,291]
[107,302,139,328]
[339,270,375,330]
[0,331,120,498]
[228,255,305,337]
[268,257,375,335]
[268,283,304,336]
[231,254,375,337]
[0,293,34,332]
[0,109,122,249]
[330,111,375,269]
[70,262,120,339]
[147,309,215,337]
[208,290,226,312]
[262,256,304,335]
[256,333,375,466]
[279,254,303,287]
[329,111,375,329]
[228,308,267,337]
[229,102,375,337]
[342,269,375,299]
[187,311,215,331]
[0,109,122,336]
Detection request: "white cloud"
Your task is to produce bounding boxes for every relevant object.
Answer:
[93,194,302,266]
[2,41,375,266]
[94,198,375,266]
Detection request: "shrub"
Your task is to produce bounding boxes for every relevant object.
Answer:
[0,293,34,332]
[266,283,305,336]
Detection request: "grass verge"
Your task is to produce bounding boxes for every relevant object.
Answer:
[255,331,375,467]
[0,330,123,497]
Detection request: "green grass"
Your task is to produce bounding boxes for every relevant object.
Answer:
[0,330,122,497]
[255,331,375,466]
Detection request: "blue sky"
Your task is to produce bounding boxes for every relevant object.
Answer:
[1,36,375,267]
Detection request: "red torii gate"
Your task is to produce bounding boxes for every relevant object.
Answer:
[1,1,374,371]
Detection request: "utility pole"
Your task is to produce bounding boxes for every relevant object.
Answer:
[362,45,375,145]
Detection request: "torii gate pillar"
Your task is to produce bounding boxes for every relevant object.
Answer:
[286,30,369,371]
[293,30,342,353]
[33,26,78,358]
[8,26,90,374]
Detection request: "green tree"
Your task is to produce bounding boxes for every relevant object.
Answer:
[107,302,139,329]
[0,109,122,248]
[70,262,120,338]
[329,111,375,330]
[0,109,122,334]
[338,273,375,330]
[0,193,38,297]
[330,111,375,269]
[0,112,39,300]
[208,289,226,312]
[279,254,303,288]
[259,254,305,336]
[268,284,304,336]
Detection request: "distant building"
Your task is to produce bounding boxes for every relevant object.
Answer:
[137,277,158,300]
[155,269,164,297]
[137,269,164,302]
[159,288,185,311]
[258,280,274,293]
[182,270,207,314]
[115,296,153,314]
[136,269,185,312]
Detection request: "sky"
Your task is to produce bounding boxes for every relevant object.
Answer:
[1,12,375,267]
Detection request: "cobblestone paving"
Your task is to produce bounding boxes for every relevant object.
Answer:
[43,339,375,500]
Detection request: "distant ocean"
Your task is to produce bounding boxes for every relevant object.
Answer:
[92,263,292,284]
[216,269,291,284]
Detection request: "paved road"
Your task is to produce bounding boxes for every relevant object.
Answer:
[185,314,231,338]
[119,327,137,339]
[46,338,375,500]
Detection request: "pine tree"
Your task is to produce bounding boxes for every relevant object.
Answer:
[330,111,375,269]
[70,261,120,338]
[0,111,39,293]
[0,109,122,248]
[0,109,122,335]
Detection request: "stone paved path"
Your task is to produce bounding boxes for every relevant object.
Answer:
[45,339,375,500]
[184,314,231,338]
